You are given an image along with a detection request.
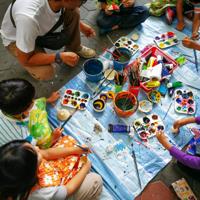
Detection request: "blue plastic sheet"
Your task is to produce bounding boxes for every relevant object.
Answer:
[47,16,200,200]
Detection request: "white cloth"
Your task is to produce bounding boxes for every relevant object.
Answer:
[0,0,61,53]
[28,186,67,200]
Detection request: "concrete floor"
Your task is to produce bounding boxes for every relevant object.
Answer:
[0,0,200,199]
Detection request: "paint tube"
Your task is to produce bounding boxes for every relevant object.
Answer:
[108,124,131,133]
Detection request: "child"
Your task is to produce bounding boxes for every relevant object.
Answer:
[156,116,200,170]
[182,36,200,50]
[0,138,103,200]
[0,78,61,148]
[176,0,200,39]
[96,0,149,35]
[148,0,177,24]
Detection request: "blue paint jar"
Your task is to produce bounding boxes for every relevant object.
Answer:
[83,59,103,82]
[113,48,132,71]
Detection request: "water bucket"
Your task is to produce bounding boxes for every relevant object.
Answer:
[83,59,103,82]
[114,91,138,118]
[113,48,132,71]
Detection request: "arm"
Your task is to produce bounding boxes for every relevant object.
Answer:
[15,15,79,67]
[40,145,89,160]
[65,160,91,196]
[169,146,200,170]
[173,117,197,133]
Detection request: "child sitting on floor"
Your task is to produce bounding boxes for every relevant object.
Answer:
[156,116,200,170]
[96,0,149,35]
[0,78,61,148]
[176,0,200,39]
[148,0,177,24]
[0,138,103,200]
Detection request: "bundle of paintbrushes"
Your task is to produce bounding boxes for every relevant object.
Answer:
[114,72,126,86]
[128,62,140,87]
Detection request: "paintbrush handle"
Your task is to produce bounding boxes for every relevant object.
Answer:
[60,108,78,129]
[106,35,122,56]
[75,144,89,152]
[132,150,142,189]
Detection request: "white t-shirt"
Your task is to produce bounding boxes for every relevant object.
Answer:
[0,0,61,53]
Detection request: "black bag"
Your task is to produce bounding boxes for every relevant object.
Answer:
[10,0,67,50]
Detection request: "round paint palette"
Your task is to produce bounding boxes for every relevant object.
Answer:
[154,32,178,49]
[61,89,90,110]
[133,114,165,140]
[174,89,196,115]
[114,36,139,55]
[138,100,153,113]
[147,90,161,104]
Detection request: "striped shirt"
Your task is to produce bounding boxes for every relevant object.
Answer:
[186,0,200,13]
[0,111,28,146]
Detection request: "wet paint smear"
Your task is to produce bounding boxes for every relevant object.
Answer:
[143,117,150,124]
[157,125,164,130]
[176,98,182,104]
[152,114,158,120]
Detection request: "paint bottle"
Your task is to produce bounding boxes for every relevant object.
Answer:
[157,55,163,65]
[167,81,183,88]
[145,80,160,88]
[147,56,157,68]
[108,124,131,133]
[168,87,175,97]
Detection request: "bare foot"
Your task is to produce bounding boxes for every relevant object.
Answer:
[182,37,200,50]
[176,21,185,31]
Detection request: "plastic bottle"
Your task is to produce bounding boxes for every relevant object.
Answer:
[167,81,183,88]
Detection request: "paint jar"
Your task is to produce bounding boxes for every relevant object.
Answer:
[113,48,132,71]
[83,59,103,82]
[115,84,123,93]
[92,99,106,112]
[128,85,140,97]
[114,91,138,118]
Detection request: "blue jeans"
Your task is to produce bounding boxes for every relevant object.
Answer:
[96,6,149,30]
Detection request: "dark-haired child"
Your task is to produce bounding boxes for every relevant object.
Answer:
[0,139,102,200]
[96,0,149,35]
[0,78,61,148]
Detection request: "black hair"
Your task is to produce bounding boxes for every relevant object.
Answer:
[190,0,200,3]
[0,140,38,200]
[0,78,35,115]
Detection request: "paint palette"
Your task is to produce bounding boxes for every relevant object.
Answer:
[174,89,196,115]
[114,37,139,55]
[61,89,90,110]
[154,32,178,49]
[133,114,165,140]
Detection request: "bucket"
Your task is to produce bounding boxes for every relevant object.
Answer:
[113,48,132,71]
[114,91,138,118]
[83,59,103,82]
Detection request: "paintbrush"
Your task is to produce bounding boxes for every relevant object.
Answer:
[131,149,142,189]
[106,34,122,56]
[93,68,114,96]
[104,49,120,59]
[75,143,89,152]
[60,108,78,130]
[91,81,112,100]
[193,49,198,72]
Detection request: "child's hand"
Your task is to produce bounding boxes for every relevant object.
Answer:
[80,23,96,38]
[122,0,135,8]
[156,131,172,150]
[172,120,182,134]
[47,91,60,104]
[83,159,92,172]
[52,128,63,145]
[105,6,113,15]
